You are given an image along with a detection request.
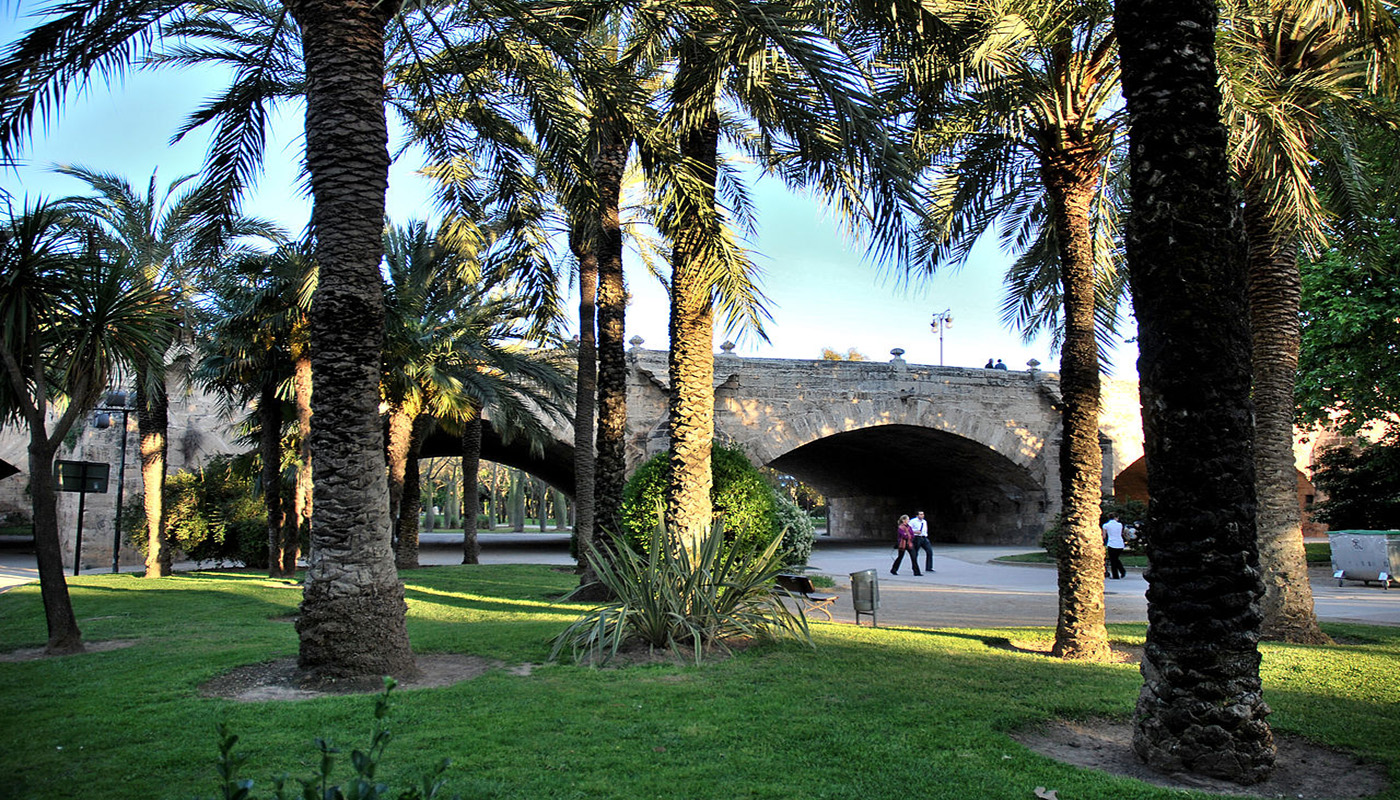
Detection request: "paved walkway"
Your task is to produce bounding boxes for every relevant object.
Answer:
[2,533,1396,629]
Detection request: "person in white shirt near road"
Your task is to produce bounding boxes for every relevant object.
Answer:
[908,510,936,572]
[1103,512,1127,579]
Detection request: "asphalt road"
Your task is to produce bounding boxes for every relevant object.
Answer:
[2,532,1396,630]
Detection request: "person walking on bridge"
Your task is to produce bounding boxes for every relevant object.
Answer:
[909,510,936,572]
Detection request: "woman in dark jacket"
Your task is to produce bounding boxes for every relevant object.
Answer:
[891,514,922,576]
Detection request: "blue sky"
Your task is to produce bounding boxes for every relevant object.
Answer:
[1,24,1139,376]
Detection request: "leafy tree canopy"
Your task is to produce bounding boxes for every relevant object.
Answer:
[1297,247,1400,435]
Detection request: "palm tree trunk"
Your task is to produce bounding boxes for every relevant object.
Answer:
[289,0,414,681]
[386,403,414,552]
[1043,149,1110,662]
[571,224,598,572]
[258,379,287,578]
[1242,183,1329,644]
[1117,0,1276,782]
[460,417,482,564]
[509,471,525,532]
[137,367,171,578]
[666,51,720,551]
[395,415,432,569]
[595,131,630,541]
[487,462,499,529]
[290,348,312,576]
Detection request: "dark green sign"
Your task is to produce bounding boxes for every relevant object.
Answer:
[54,460,110,494]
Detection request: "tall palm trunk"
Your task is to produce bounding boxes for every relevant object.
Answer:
[509,471,526,531]
[1117,0,1276,782]
[290,0,414,680]
[595,131,630,539]
[578,130,630,598]
[394,415,432,569]
[290,345,312,575]
[570,225,599,571]
[137,367,171,577]
[258,379,288,578]
[666,50,720,551]
[386,403,415,549]
[461,416,482,564]
[1242,182,1329,644]
[1044,147,1110,662]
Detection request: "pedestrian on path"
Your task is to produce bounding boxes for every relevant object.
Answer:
[908,510,936,572]
[891,514,922,576]
[1103,512,1127,580]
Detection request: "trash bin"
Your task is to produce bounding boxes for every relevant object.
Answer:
[1329,530,1400,589]
[850,569,880,627]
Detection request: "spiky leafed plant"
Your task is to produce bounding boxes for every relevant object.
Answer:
[550,516,811,666]
[1,200,175,653]
[1116,0,1277,782]
[883,0,1124,661]
[1217,0,1400,644]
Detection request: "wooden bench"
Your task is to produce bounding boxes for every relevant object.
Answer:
[773,573,839,621]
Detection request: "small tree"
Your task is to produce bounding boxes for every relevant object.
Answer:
[1,201,173,654]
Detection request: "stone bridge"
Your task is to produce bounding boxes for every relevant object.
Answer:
[424,345,1114,545]
[9,346,1143,568]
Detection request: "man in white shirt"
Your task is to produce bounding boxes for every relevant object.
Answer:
[909,510,935,572]
[1103,513,1127,579]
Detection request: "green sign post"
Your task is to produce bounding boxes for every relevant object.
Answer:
[54,460,110,576]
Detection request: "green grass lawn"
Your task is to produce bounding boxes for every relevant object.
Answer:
[1,566,1396,800]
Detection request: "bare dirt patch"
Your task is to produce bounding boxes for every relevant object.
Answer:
[1014,718,1388,799]
[199,655,536,702]
[0,639,137,662]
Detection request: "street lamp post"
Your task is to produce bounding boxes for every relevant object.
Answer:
[93,390,134,574]
[929,309,954,366]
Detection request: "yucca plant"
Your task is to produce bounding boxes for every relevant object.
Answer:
[550,518,812,666]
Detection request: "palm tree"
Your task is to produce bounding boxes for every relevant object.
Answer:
[1116,0,1276,782]
[648,0,915,550]
[1,200,175,654]
[196,244,314,577]
[1216,0,1399,644]
[884,0,1123,661]
[54,165,279,578]
[381,219,573,568]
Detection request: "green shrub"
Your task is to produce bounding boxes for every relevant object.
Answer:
[773,495,815,566]
[1311,433,1400,530]
[551,519,811,665]
[620,445,808,565]
[126,456,268,567]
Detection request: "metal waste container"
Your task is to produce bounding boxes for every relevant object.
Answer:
[1329,530,1400,589]
[850,569,880,627]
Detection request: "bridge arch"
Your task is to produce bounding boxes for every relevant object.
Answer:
[762,423,1052,543]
